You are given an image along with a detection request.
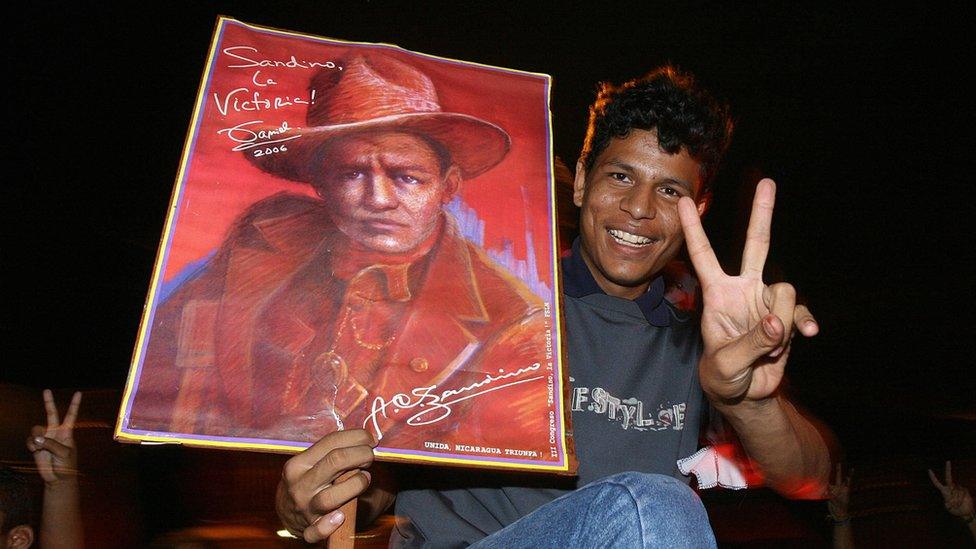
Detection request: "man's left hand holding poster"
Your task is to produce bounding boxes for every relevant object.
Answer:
[115,17,574,478]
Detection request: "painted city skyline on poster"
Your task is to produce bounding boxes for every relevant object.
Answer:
[115,17,573,473]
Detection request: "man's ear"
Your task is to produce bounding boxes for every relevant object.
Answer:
[441,165,462,204]
[696,190,713,216]
[573,160,587,207]
[6,525,34,549]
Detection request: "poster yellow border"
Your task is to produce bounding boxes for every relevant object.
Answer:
[115,15,571,473]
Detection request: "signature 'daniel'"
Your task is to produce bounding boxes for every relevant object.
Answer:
[216,119,300,153]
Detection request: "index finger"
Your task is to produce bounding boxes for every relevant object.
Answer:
[63,392,82,429]
[928,468,950,495]
[42,389,60,427]
[740,179,776,278]
[678,196,724,284]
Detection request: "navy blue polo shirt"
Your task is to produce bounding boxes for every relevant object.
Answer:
[559,237,704,486]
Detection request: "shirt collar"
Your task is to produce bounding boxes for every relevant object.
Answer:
[561,237,671,327]
[330,216,444,300]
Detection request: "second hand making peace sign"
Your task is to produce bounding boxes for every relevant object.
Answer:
[678,178,819,402]
[26,389,82,484]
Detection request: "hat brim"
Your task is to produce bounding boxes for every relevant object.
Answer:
[246,112,511,183]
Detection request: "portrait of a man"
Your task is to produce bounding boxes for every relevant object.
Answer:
[124,39,560,461]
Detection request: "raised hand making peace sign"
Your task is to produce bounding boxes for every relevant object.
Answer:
[677,178,819,402]
[24,390,85,549]
[26,389,82,484]
[928,461,976,522]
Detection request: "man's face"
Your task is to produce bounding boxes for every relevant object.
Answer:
[316,131,460,254]
[574,129,707,299]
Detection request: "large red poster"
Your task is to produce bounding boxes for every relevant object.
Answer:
[115,17,572,473]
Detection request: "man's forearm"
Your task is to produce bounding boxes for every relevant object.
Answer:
[41,480,84,549]
[711,394,831,498]
[832,521,855,549]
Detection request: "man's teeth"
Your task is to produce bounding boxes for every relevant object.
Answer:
[608,229,653,246]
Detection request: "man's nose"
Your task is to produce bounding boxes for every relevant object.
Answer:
[364,174,398,210]
[619,183,657,220]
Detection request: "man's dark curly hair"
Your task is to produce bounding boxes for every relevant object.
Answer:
[0,466,31,533]
[579,66,733,192]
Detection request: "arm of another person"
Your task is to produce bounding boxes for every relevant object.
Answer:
[827,464,855,549]
[677,179,832,498]
[929,461,976,540]
[25,390,84,549]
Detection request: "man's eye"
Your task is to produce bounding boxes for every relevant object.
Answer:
[339,171,363,181]
[659,186,680,197]
[609,172,631,183]
[396,174,421,184]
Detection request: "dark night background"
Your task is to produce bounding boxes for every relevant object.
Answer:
[5,2,975,546]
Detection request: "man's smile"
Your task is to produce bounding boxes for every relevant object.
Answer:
[607,228,657,248]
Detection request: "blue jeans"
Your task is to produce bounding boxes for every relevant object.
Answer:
[470,472,716,548]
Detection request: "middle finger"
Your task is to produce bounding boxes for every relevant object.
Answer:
[308,470,372,516]
[300,444,375,503]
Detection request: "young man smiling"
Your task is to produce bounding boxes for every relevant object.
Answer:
[276,66,832,547]
[574,127,705,300]
[565,68,829,500]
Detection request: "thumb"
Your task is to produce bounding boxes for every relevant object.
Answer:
[36,438,73,461]
[724,314,785,366]
[26,425,47,452]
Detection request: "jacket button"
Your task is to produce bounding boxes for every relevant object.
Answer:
[409,357,429,372]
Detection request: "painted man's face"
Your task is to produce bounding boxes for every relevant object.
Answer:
[317,131,460,253]
[573,129,707,299]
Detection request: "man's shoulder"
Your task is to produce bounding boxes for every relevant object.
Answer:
[222,192,332,254]
[233,191,330,232]
[456,236,544,311]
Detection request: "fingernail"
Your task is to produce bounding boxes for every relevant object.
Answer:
[769,346,783,358]
[33,436,45,446]
[362,471,372,484]
[329,510,344,525]
[763,317,777,337]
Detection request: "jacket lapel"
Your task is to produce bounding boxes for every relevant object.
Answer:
[213,200,332,425]
[380,224,491,397]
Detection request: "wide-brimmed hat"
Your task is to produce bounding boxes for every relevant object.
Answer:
[247,53,511,183]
